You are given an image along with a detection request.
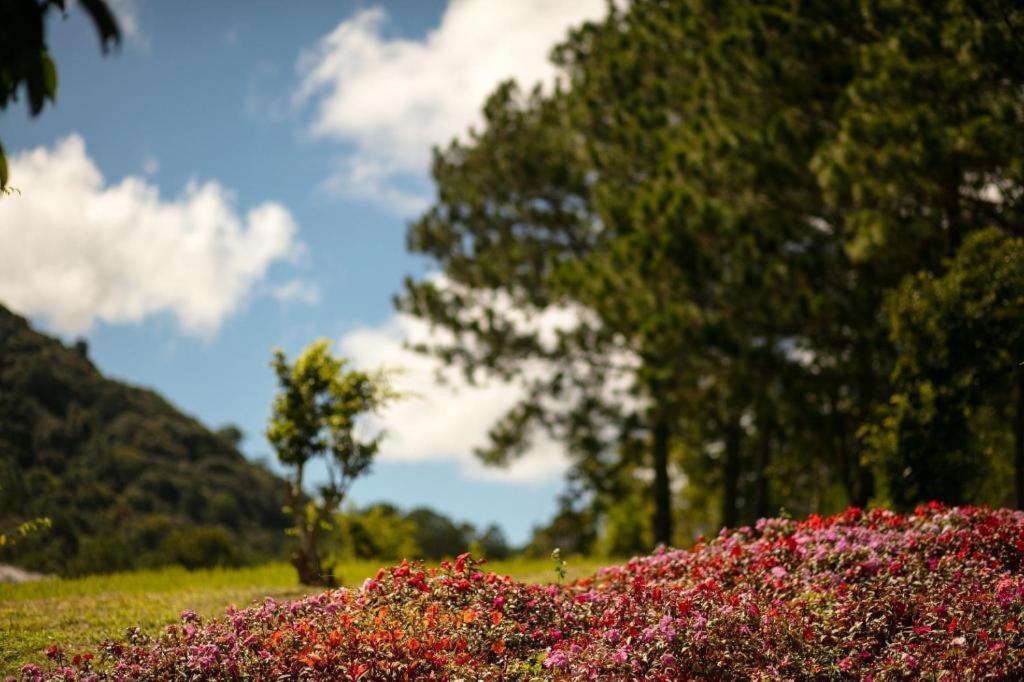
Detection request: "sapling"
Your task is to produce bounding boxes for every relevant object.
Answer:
[267,339,399,586]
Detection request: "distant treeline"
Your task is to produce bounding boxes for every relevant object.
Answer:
[331,503,510,562]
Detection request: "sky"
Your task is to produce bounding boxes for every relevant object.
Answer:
[0,0,613,544]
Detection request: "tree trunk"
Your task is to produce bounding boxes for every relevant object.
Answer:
[722,416,742,530]
[288,461,336,587]
[754,405,772,520]
[1015,366,1024,509]
[854,458,873,508]
[852,339,876,508]
[835,410,855,504]
[651,413,673,546]
[293,507,336,587]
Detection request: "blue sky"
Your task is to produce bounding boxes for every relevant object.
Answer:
[0,0,612,544]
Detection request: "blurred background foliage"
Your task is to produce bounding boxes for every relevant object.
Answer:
[3,0,1024,574]
[399,0,1024,548]
[0,305,289,575]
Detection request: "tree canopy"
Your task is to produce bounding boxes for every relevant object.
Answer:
[267,340,397,585]
[400,0,1024,547]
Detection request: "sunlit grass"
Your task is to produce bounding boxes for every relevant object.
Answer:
[0,555,606,675]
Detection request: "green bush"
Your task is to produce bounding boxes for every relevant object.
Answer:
[160,526,239,570]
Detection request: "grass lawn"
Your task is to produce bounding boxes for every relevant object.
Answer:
[0,556,604,676]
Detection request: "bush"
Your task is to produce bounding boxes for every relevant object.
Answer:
[25,504,1024,680]
[331,504,420,561]
[160,526,238,570]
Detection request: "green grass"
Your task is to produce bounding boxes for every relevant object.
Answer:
[0,556,605,676]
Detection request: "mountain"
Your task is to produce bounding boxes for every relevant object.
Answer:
[0,305,288,575]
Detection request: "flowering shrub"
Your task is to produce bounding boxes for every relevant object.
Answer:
[15,504,1024,680]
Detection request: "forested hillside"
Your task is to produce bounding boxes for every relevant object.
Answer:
[0,305,288,575]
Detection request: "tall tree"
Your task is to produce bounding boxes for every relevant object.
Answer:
[400,0,848,541]
[811,0,1024,508]
[401,0,1024,543]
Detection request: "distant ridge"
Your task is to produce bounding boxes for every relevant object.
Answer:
[0,305,288,575]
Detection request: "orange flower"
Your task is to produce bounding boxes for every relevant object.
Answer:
[463,609,477,624]
[491,639,506,655]
[489,610,502,626]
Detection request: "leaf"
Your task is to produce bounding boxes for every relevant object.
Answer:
[41,51,58,100]
[77,0,121,52]
[26,54,47,116]
[0,142,7,189]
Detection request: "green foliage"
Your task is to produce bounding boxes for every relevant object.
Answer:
[329,503,512,562]
[0,515,50,549]
[400,0,1024,540]
[406,506,479,560]
[595,494,651,558]
[0,306,290,575]
[214,424,245,449]
[522,500,597,558]
[550,547,567,584]
[0,0,120,189]
[266,339,398,585]
[331,503,421,562]
[870,229,1024,507]
[160,526,240,571]
[472,523,511,561]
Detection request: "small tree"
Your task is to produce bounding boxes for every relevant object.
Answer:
[267,339,396,586]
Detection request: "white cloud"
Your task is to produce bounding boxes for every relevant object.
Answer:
[0,135,302,336]
[296,0,608,213]
[270,279,320,305]
[340,312,573,483]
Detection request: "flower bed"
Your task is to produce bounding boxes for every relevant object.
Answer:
[15,503,1024,680]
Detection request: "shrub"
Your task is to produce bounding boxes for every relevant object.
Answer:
[17,504,1024,680]
[160,526,238,570]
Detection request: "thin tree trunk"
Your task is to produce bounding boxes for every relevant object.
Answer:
[722,416,742,530]
[852,339,876,508]
[854,457,873,508]
[835,407,855,504]
[288,461,335,586]
[652,413,673,546]
[1015,366,1024,509]
[754,405,772,520]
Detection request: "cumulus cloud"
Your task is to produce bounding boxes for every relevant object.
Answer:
[340,312,575,483]
[296,0,608,213]
[0,135,302,336]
